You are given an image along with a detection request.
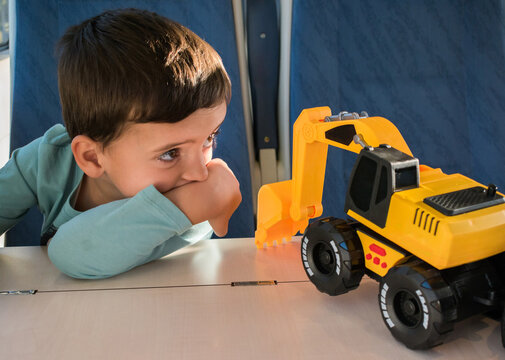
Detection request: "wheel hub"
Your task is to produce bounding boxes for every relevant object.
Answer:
[313,242,336,275]
[402,299,417,316]
[393,290,422,328]
[320,251,332,265]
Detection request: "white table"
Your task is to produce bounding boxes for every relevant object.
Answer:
[0,237,306,291]
[0,238,503,359]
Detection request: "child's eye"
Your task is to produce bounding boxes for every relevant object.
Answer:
[204,129,220,148]
[159,148,179,162]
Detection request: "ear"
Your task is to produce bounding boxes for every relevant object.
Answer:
[71,135,105,178]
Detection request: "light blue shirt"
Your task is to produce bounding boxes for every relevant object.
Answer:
[0,125,213,279]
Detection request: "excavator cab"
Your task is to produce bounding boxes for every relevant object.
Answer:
[344,145,420,228]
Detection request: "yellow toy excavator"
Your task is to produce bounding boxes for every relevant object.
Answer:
[255,107,505,349]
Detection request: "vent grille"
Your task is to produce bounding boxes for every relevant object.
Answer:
[424,186,505,216]
[413,208,440,236]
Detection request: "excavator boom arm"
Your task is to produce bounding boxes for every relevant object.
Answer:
[255,107,411,248]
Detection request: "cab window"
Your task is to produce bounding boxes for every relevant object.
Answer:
[350,156,377,212]
[376,165,388,204]
[394,166,417,190]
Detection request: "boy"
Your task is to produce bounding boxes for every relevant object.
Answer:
[0,9,242,279]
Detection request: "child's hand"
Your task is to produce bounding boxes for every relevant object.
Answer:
[164,158,242,236]
[205,159,242,236]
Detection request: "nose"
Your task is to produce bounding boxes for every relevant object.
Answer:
[181,152,209,182]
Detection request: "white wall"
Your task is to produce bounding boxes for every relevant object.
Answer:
[0,51,10,246]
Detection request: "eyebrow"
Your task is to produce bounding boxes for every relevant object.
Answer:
[152,120,224,153]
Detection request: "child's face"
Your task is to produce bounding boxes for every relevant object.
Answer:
[98,101,227,199]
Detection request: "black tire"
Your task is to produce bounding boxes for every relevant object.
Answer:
[301,217,364,296]
[379,258,456,349]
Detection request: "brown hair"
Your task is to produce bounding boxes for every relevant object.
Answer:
[57,8,231,146]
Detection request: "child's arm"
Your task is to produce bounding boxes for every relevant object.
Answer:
[48,158,241,280]
[47,185,213,279]
[163,158,242,236]
[0,138,41,234]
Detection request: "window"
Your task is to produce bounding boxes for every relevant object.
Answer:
[0,0,8,51]
[349,156,377,212]
[375,165,388,204]
[394,166,417,190]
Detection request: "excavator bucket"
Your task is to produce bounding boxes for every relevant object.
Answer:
[254,180,308,248]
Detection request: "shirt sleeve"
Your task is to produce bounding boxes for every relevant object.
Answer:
[0,138,41,235]
[47,185,213,279]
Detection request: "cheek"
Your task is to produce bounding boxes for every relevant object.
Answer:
[102,148,178,196]
[152,181,178,194]
[109,163,165,196]
[116,170,156,197]
[150,167,180,194]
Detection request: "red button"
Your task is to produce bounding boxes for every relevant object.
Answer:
[370,244,386,256]
[366,253,372,260]
[381,262,387,268]
[373,257,380,265]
